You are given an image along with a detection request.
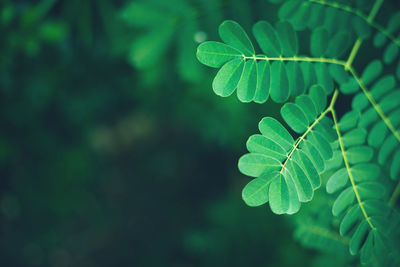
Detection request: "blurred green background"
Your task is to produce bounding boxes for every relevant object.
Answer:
[0,0,363,266]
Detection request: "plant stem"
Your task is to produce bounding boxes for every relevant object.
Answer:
[348,67,400,143]
[243,55,346,66]
[367,0,384,22]
[331,107,375,230]
[345,0,384,68]
[345,39,362,70]
[310,0,400,47]
[280,90,339,172]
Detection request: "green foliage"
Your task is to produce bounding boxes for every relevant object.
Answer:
[196,0,400,265]
[196,19,352,104]
[240,85,333,215]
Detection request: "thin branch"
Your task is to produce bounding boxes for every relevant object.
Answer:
[308,0,369,21]
[243,55,346,66]
[348,67,400,143]
[331,107,375,230]
[280,90,339,172]
[344,0,384,68]
[309,0,400,48]
[345,39,363,70]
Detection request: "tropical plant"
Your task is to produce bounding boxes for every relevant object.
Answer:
[196,0,400,265]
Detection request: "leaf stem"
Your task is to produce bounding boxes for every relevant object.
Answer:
[242,55,346,66]
[280,90,339,173]
[367,0,384,22]
[344,0,384,68]
[348,67,400,143]
[310,0,400,47]
[331,107,375,230]
[345,38,362,70]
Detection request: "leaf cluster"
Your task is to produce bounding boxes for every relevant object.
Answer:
[196,0,400,265]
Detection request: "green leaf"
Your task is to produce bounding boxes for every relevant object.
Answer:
[340,205,361,235]
[212,58,244,97]
[342,128,367,147]
[351,163,380,182]
[332,187,355,216]
[370,75,396,99]
[326,168,348,194]
[252,21,281,56]
[197,41,243,68]
[350,220,369,255]
[352,93,369,112]
[301,140,325,173]
[310,27,328,57]
[357,182,385,199]
[307,3,324,29]
[308,131,333,160]
[383,43,399,64]
[259,117,294,151]
[238,153,282,177]
[315,63,333,94]
[380,91,400,113]
[361,60,382,86]
[288,2,311,31]
[389,109,400,125]
[292,149,320,189]
[219,20,254,56]
[300,62,317,89]
[237,60,257,102]
[270,61,289,103]
[360,231,374,264]
[242,171,277,206]
[276,21,298,56]
[378,135,397,164]
[283,168,301,214]
[373,32,386,48]
[269,172,290,214]
[358,108,378,128]
[309,84,327,114]
[338,111,360,131]
[363,200,391,217]
[329,64,349,84]
[278,0,302,23]
[246,134,287,161]
[315,117,336,143]
[325,150,343,172]
[286,158,313,201]
[387,11,400,32]
[254,60,270,103]
[340,79,359,94]
[281,103,308,133]
[346,146,373,164]
[352,16,371,39]
[368,121,387,148]
[322,7,337,33]
[286,62,305,96]
[295,95,317,123]
[326,31,350,58]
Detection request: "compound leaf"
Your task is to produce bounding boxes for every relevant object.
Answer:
[219,20,255,56]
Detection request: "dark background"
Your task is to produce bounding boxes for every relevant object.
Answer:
[1,0,397,266]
